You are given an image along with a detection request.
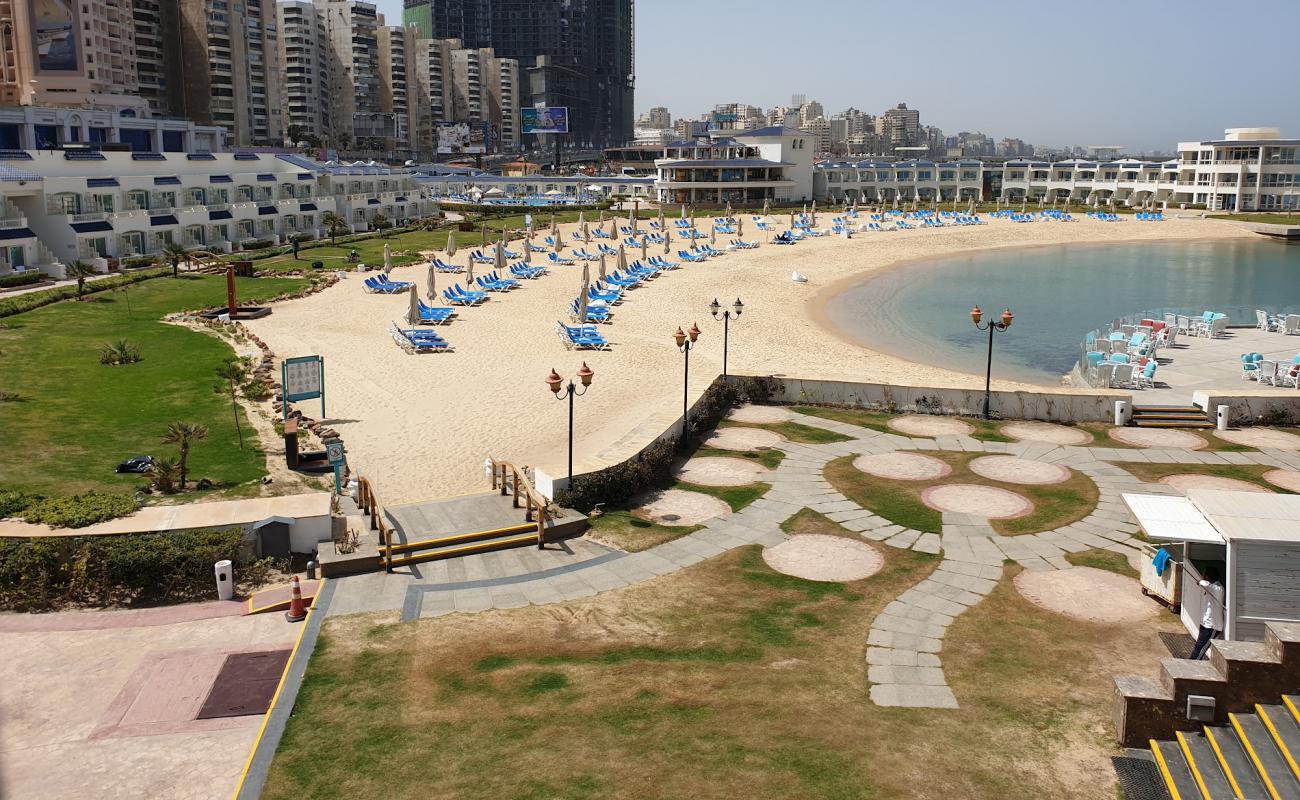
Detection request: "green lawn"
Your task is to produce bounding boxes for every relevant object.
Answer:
[586,511,704,553]
[721,418,853,445]
[674,481,770,513]
[1118,462,1291,493]
[0,274,305,497]
[695,445,785,470]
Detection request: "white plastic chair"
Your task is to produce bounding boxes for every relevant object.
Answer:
[1285,315,1300,335]
[1110,363,1136,388]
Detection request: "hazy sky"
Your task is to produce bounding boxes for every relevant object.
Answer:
[375,0,1300,151]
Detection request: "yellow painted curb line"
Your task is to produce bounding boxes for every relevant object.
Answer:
[1151,738,1184,800]
[231,577,325,800]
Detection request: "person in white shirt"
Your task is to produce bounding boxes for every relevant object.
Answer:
[1191,565,1225,660]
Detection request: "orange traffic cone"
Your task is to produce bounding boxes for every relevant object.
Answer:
[284,575,307,623]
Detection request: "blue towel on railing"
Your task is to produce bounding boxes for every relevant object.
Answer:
[1153,547,1172,576]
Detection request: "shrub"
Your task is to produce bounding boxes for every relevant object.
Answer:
[148,458,180,494]
[0,271,47,289]
[0,528,259,610]
[0,267,167,318]
[0,489,40,518]
[99,339,142,365]
[21,491,138,528]
[240,239,275,251]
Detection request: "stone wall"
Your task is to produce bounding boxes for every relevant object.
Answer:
[1193,390,1300,427]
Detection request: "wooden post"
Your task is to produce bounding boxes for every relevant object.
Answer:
[226,266,237,317]
[512,468,520,508]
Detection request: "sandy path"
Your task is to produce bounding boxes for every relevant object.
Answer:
[246,215,1250,504]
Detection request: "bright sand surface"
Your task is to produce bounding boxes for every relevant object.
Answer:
[247,214,1252,504]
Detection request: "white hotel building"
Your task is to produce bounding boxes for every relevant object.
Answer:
[0,151,434,275]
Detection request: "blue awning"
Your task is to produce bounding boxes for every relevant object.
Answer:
[233,152,261,161]
[258,206,276,216]
[299,203,318,211]
[367,198,379,204]
[150,215,179,226]
[296,173,314,180]
[256,173,275,182]
[154,176,181,185]
[211,175,233,183]
[209,210,232,221]
[0,227,35,240]
[187,152,217,161]
[87,177,119,187]
[71,221,113,233]
[395,196,407,202]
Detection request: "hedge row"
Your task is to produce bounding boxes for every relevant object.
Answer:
[0,267,168,318]
[0,528,266,610]
[0,271,48,289]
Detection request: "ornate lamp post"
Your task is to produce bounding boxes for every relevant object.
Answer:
[545,362,595,484]
[970,306,1014,420]
[673,323,701,444]
[709,297,744,377]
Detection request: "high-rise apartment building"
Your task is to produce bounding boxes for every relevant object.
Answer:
[132,0,185,117]
[878,102,921,151]
[316,0,381,148]
[176,0,282,145]
[401,0,634,147]
[638,106,671,129]
[448,45,519,153]
[797,100,824,127]
[278,0,332,143]
[0,0,149,113]
[379,24,418,157]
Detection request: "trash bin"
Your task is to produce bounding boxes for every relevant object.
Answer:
[214,559,234,601]
[1114,400,1129,426]
[1217,404,1230,431]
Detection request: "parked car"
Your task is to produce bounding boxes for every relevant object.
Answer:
[115,455,154,474]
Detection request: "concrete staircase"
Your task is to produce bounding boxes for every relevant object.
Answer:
[1132,405,1215,429]
[1150,698,1300,799]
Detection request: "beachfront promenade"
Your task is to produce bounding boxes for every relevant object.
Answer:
[246,212,1262,506]
[1138,325,1300,404]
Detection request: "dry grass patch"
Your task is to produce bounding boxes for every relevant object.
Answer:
[1119,462,1292,493]
[263,540,1176,800]
[695,444,785,470]
[792,406,1015,443]
[1066,548,1140,578]
[824,452,1099,536]
[586,511,705,552]
[721,418,853,444]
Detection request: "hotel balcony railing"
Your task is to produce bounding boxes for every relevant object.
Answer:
[0,214,29,229]
[70,211,106,223]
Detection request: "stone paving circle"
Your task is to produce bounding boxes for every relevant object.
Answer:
[1014,567,1156,624]
[921,484,1033,518]
[852,452,951,481]
[675,456,769,487]
[1108,426,1208,449]
[635,489,732,526]
[762,534,884,582]
[1263,469,1300,493]
[1000,421,1092,446]
[886,415,975,438]
[727,404,794,424]
[969,455,1071,485]
[704,426,785,452]
[1214,428,1300,450]
[1157,474,1273,495]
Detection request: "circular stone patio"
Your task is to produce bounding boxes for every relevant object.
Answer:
[674,456,769,487]
[727,404,794,424]
[762,534,884,582]
[1214,428,1300,450]
[887,415,975,438]
[921,484,1033,518]
[1014,567,1156,624]
[704,427,785,451]
[969,455,1071,485]
[1000,421,1092,446]
[1264,469,1300,492]
[852,452,951,481]
[635,489,732,526]
[1157,474,1272,495]
[1108,427,1208,449]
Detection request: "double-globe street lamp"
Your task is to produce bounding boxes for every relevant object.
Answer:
[545,362,595,485]
[673,323,701,444]
[970,305,1014,420]
[709,297,744,377]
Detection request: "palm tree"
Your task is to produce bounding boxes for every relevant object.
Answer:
[64,260,98,300]
[161,421,208,490]
[161,242,189,278]
[370,213,391,237]
[321,212,346,245]
[215,359,246,450]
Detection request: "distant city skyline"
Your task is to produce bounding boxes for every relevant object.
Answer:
[625,0,1300,152]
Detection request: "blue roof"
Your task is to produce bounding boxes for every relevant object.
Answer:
[395,196,407,202]
[0,163,41,181]
[150,214,178,226]
[736,126,805,138]
[71,220,113,233]
[368,198,379,204]
[0,227,35,240]
[87,177,120,187]
[0,150,32,160]
[296,173,314,180]
[658,158,789,168]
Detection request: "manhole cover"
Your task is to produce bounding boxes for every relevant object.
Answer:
[660,514,681,522]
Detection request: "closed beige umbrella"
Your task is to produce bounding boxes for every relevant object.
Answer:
[465,253,475,287]
[709,224,716,245]
[383,242,392,272]
[680,203,687,219]
[598,252,607,279]
[426,262,437,301]
[663,231,671,255]
[640,236,647,262]
[582,220,590,243]
[446,232,457,258]
[480,223,488,247]
[617,244,627,274]
[407,284,420,325]
[494,239,505,273]
[762,198,770,216]
[737,215,744,237]
[658,208,665,229]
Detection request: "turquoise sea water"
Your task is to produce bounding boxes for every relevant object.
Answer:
[824,239,1300,385]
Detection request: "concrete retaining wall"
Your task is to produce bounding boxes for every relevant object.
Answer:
[1193,391,1300,427]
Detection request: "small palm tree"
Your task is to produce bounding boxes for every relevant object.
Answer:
[215,359,246,450]
[370,213,391,237]
[161,421,208,490]
[147,458,180,494]
[65,260,97,300]
[322,212,346,245]
[161,242,189,278]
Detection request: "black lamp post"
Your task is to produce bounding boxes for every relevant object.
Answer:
[970,305,1014,420]
[545,362,595,484]
[673,323,701,445]
[710,297,744,377]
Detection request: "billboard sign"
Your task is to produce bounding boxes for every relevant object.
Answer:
[436,122,491,155]
[521,107,569,135]
[31,0,80,72]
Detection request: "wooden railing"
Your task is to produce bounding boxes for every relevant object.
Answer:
[488,458,548,548]
[356,476,396,571]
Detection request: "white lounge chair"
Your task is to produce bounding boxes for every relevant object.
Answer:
[1284,315,1300,335]
[1109,363,1137,389]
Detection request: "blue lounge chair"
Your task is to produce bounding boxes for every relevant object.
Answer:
[589,285,621,304]
[570,298,610,323]
[729,239,759,249]
[678,250,707,262]
[556,321,610,350]
[597,243,619,256]
[469,250,494,264]
[416,300,455,324]
[649,255,679,269]
[603,271,639,288]
[433,258,463,273]
[442,284,487,306]
[390,321,452,353]
[547,251,576,266]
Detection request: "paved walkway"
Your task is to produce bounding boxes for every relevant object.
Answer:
[325,408,1300,709]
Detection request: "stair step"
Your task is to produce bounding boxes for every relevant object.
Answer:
[1206,725,1271,800]
[1134,420,1216,429]
[1178,731,1237,799]
[1258,705,1300,784]
[381,522,536,555]
[1133,405,1203,413]
[386,532,539,568]
[1132,411,1208,420]
[1153,738,1206,800]
[1232,712,1300,799]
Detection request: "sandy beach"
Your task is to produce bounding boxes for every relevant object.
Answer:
[246,213,1254,504]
